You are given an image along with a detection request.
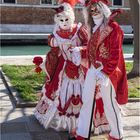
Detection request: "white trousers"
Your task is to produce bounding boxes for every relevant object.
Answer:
[76,65,123,139]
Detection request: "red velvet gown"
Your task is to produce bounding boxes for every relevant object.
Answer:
[34,23,89,133]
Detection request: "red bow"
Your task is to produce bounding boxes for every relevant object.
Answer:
[53,6,64,13]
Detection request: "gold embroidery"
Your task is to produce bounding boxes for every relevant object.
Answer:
[99,43,109,59]
[99,25,113,46]
[88,28,100,63]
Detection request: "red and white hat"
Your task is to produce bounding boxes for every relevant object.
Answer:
[84,0,110,6]
[53,2,75,26]
[53,0,85,14]
[53,0,85,27]
[84,0,122,20]
[83,0,111,19]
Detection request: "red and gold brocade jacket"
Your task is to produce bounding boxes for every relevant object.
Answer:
[81,21,128,105]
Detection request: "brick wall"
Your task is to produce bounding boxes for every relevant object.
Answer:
[1,6,85,24]
[124,0,130,8]
[1,0,131,25]
[1,6,56,24]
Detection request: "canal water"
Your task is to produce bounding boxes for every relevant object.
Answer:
[1,44,133,56]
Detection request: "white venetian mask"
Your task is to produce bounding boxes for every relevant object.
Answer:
[92,13,104,26]
[90,4,104,26]
[57,15,74,30]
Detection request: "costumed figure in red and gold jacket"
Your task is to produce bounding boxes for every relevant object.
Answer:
[70,0,128,140]
[33,0,89,136]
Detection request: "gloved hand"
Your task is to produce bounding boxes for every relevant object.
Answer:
[70,47,80,53]
[94,61,109,86]
[69,47,81,66]
[95,71,109,86]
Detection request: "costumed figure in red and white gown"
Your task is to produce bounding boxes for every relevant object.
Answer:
[33,0,89,136]
[70,0,128,140]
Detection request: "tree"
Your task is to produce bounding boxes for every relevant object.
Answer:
[128,0,140,77]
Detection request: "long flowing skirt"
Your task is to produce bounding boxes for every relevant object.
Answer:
[34,72,84,133]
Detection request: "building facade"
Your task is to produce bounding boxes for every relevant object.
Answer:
[0,0,132,34]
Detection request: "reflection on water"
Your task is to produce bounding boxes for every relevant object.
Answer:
[1,44,133,56]
[123,44,134,54]
[1,45,50,56]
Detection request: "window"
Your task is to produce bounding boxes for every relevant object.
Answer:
[113,0,123,6]
[3,0,15,3]
[41,0,52,4]
[41,0,57,5]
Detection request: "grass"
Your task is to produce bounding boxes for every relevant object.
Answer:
[1,65,46,102]
[1,62,140,102]
[125,62,140,98]
[125,62,133,73]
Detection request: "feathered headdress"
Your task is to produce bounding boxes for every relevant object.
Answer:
[58,0,80,7]
[53,0,78,26]
[53,0,80,14]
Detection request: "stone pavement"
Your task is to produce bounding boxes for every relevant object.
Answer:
[0,71,140,140]
[0,76,69,140]
[0,55,139,140]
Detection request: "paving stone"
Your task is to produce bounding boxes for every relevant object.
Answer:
[124,125,140,133]
[27,115,46,132]
[123,116,139,129]
[1,122,29,134]
[0,69,140,140]
[1,133,32,140]
[90,134,108,140]
[122,136,140,140]
[123,129,140,140]
[30,129,68,140]
[122,102,140,116]
[123,109,139,116]
[124,102,140,110]
[1,111,27,123]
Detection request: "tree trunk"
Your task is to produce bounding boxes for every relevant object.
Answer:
[128,0,140,77]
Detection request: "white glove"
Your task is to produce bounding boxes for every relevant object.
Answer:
[96,71,109,86]
[70,47,81,66]
[94,61,109,86]
[53,38,59,47]
[96,61,103,71]
[70,47,80,53]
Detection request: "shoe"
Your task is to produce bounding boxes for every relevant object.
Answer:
[68,128,77,140]
[76,135,85,140]
[68,136,85,140]
[68,136,76,140]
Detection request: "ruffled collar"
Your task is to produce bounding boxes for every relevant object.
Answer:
[56,24,77,39]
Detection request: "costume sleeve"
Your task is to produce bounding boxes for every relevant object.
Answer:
[102,23,123,76]
[48,34,59,48]
[77,25,89,58]
[44,34,60,82]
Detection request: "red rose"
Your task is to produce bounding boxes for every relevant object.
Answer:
[35,67,42,73]
[33,56,43,66]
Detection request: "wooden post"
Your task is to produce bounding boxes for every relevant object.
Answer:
[128,0,140,77]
